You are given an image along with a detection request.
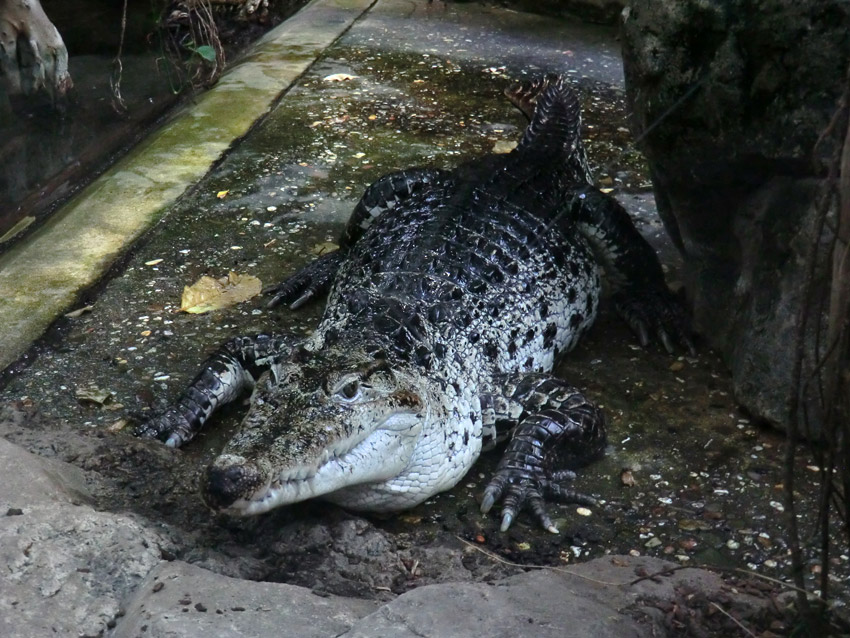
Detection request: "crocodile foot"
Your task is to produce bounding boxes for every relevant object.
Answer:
[480,467,597,534]
[134,408,195,448]
[265,249,345,309]
[614,286,695,355]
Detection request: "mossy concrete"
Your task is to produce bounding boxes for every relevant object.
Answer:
[0,0,376,370]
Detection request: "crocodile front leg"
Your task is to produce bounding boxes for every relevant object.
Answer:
[134,334,296,448]
[266,167,450,309]
[479,374,606,533]
[568,186,694,353]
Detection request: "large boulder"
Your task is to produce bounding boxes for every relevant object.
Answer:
[0,438,170,637]
[620,0,849,430]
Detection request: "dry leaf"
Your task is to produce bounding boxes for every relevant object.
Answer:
[65,305,94,318]
[107,419,128,432]
[180,271,262,314]
[678,518,712,532]
[75,386,113,405]
[145,258,164,266]
[311,241,339,256]
[216,190,229,199]
[323,73,357,82]
[620,469,637,487]
[492,140,517,154]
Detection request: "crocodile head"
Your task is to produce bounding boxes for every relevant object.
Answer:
[200,347,431,515]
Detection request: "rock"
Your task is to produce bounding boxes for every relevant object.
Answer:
[0,438,168,638]
[113,560,378,638]
[343,555,724,637]
[114,554,727,638]
[620,0,850,432]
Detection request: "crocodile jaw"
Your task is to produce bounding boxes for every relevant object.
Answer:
[213,413,422,516]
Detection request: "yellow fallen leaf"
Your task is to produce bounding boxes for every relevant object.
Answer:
[492,140,517,154]
[180,271,262,314]
[65,305,94,318]
[145,258,164,266]
[0,215,35,243]
[75,386,113,405]
[312,241,339,256]
[367,114,377,120]
[323,73,357,82]
[107,419,128,432]
[217,190,229,199]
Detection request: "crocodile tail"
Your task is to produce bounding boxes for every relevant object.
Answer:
[504,74,559,120]
[506,74,592,183]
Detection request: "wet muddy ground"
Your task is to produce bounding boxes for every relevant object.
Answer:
[0,0,845,614]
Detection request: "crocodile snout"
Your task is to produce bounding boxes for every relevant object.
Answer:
[201,455,267,511]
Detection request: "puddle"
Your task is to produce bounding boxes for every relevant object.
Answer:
[0,0,844,607]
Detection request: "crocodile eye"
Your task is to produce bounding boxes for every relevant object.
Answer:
[337,379,360,401]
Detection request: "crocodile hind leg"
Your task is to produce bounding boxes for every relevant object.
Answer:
[266,167,450,308]
[479,373,606,533]
[567,185,695,353]
[134,334,296,448]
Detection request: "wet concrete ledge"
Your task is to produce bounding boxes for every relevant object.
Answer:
[0,0,377,371]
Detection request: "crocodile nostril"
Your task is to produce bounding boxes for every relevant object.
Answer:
[201,457,264,511]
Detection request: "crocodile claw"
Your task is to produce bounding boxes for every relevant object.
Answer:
[614,287,695,355]
[265,249,345,309]
[134,408,194,448]
[481,469,595,533]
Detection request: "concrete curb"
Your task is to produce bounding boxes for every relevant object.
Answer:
[0,0,376,370]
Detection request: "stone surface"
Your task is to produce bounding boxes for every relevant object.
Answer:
[337,555,724,637]
[621,0,850,430]
[113,553,729,638]
[113,560,378,638]
[0,438,169,638]
[343,568,643,638]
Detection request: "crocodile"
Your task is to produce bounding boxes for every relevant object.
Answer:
[136,74,692,532]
